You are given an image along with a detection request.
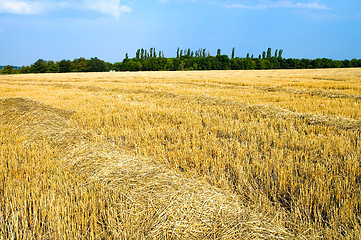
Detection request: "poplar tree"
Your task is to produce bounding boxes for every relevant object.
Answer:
[217,49,221,57]
[267,48,272,59]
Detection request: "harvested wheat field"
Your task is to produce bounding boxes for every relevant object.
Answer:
[0,68,360,239]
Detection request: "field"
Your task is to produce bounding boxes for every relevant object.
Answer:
[0,68,360,239]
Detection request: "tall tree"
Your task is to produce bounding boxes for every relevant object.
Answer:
[231,47,235,59]
[267,48,272,59]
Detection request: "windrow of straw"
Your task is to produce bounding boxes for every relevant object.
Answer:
[247,104,361,130]
[258,86,361,100]
[0,97,291,239]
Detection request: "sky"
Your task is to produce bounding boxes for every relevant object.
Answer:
[0,0,360,66]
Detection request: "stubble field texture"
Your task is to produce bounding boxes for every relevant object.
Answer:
[0,68,360,239]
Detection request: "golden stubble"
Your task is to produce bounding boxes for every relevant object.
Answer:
[1,68,360,239]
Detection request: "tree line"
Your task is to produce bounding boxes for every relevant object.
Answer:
[1,48,361,74]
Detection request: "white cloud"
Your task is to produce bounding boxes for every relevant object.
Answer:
[0,0,43,14]
[225,1,330,10]
[294,2,330,10]
[84,0,132,20]
[225,3,266,10]
[0,0,132,19]
[273,1,330,10]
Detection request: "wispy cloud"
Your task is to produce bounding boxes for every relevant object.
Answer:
[0,0,43,14]
[225,1,330,10]
[0,0,132,19]
[0,26,3,32]
[84,0,132,20]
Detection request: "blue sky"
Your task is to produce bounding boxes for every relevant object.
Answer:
[0,0,360,66]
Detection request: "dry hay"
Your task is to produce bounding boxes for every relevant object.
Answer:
[247,104,361,130]
[248,104,361,130]
[0,97,292,239]
[0,97,86,148]
[258,86,361,100]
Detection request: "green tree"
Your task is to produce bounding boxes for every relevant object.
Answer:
[217,49,221,57]
[231,47,235,59]
[112,62,122,71]
[30,59,48,73]
[0,65,15,74]
[351,59,360,67]
[87,57,107,72]
[47,61,58,73]
[72,58,88,72]
[20,66,30,74]
[57,60,72,73]
[267,48,272,59]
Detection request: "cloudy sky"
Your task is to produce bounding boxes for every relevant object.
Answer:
[0,0,360,66]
